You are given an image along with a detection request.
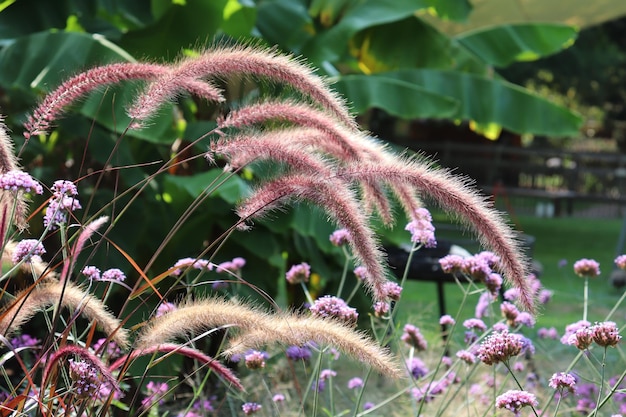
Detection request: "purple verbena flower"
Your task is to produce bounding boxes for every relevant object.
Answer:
[92,338,122,359]
[383,281,402,301]
[101,268,126,282]
[439,254,465,274]
[405,208,436,248]
[514,312,535,328]
[406,357,429,379]
[573,258,601,278]
[537,327,559,340]
[285,345,312,361]
[11,239,45,264]
[439,314,455,326]
[285,262,311,284]
[477,330,523,365]
[549,372,576,394]
[82,266,101,280]
[561,320,591,345]
[401,324,428,350]
[244,350,268,369]
[347,377,364,389]
[242,402,262,415]
[142,381,168,409]
[363,402,375,410]
[9,334,40,348]
[463,318,487,332]
[329,228,351,246]
[373,301,390,317]
[51,180,78,197]
[156,301,177,317]
[456,349,476,364]
[215,257,246,274]
[568,327,594,350]
[43,195,81,229]
[272,393,285,403]
[592,321,621,347]
[353,266,368,280]
[615,254,626,270]
[68,359,101,399]
[0,170,43,194]
[309,295,358,325]
[495,390,538,414]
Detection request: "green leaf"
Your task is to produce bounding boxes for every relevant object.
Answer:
[423,0,472,22]
[164,170,250,205]
[255,0,314,52]
[456,23,579,68]
[221,0,257,38]
[119,0,228,59]
[382,69,583,136]
[333,74,459,119]
[0,31,134,91]
[301,0,430,63]
[350,16,454,72]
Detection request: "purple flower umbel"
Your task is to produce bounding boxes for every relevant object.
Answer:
[309,295,358,325]
[11,239,45,264]
[0,170,43,194]
[477,330,523,365]
[496,390,538,415]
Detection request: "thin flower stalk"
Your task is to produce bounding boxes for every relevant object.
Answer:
[0,281,129,348]
[60,216,109,283]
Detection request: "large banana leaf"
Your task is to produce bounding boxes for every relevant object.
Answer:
[456,23,579,67]
[335,70,583,136]
[333,75,459,119]
[350,16,454,73]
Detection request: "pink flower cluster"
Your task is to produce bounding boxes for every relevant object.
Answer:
[0,170,43,194]
[405,208,436,248]
[285,262,311,284]
[440,251,503,297]
[43,180,82,229]
[401,324,428,351]
[495,390,538,414]
[309,296,358,325]
[564,321,621,349]
[11,239,45,264]
[573,258,601,278]
[477,330,523,365]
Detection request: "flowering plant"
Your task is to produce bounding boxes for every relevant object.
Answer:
[0,44,621,417]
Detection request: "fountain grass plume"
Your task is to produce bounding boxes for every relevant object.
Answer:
[0,119,28,229]
[340,157,534,312]
[224,315,403,378]
[236,174,390,302]
[136,297,274,349]
[137,44,357,129]
[210,130,336,174]
[0,281,129,348]
[23,62,224,138]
